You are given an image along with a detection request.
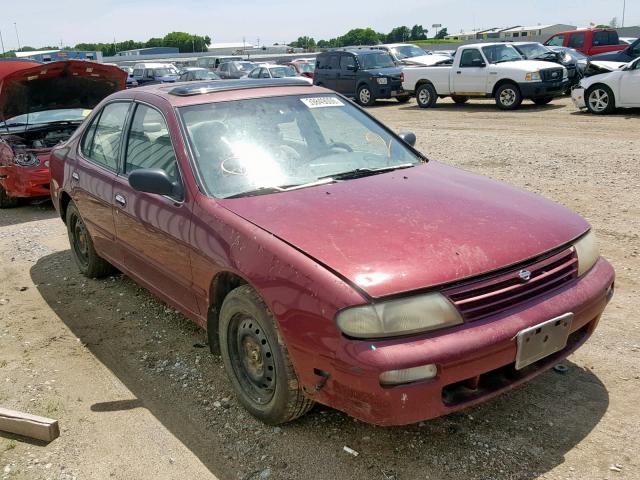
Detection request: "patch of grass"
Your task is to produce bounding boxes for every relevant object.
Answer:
[412,39,463,45]
[44,399,64,416]
[2,439,17,451]
[0,360,7,368]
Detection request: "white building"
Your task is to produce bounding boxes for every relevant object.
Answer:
[499,24,576,40]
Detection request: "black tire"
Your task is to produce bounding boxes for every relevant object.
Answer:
[451,95,469,104]
[396,95,411,104]
[219,285,314,425]
[0,185,19,208]
[585,84,616,115]
[533,97,554,105]
[66,201,115,278]
[356,84,376,107]
[416,83,438,108]
[495,83,523,110]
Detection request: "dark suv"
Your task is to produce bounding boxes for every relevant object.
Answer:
[313,49,409,106]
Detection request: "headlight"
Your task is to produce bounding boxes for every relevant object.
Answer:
[376,77,388,84]
[573,230,599,276]
[13,152,40,167]
[525,71,541,81]
[563,53,572,63]
[336,292,463,339]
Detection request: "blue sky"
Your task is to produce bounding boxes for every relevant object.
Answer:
[1,0,637,50]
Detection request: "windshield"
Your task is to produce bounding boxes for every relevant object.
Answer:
[516,43,553,59]
[237,62,256,72]
[360,53,396,69]
[194,70,220,80]
[155,68,177,76]
[1,108,91,126]
[391,45,426,60]
[270,66,296,77]
[179,94,421,198]
[481,44,523,64]
[296,63,314,72]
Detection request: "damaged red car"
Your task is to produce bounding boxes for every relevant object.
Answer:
[0,60,126,207]
[50,78,614,426]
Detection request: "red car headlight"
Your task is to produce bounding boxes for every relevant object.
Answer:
[14,152,40,167]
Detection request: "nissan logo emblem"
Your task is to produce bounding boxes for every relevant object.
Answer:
[518,270,532,282]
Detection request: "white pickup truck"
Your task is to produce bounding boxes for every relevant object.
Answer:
[402,43,569,110]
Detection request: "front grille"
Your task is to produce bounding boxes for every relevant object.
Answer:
[443,247,578,322]
[541,68,564,82]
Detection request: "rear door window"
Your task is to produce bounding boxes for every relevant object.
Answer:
[593,31,618,46]
[81,102,131,171]
[568,33,585,49]
[125,104,179,182]
[328,55,340,70]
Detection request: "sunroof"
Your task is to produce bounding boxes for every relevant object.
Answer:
[168,78,313,96]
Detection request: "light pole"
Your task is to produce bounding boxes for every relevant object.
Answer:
[0,30,5,57]
[14,22,21,51]
[622,0,626,27]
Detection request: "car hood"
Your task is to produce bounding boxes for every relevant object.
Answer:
[219,161,589,298]
[584,60,627,76]
[0,60,127,121]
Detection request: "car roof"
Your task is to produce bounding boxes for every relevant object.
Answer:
[106,78,327,107]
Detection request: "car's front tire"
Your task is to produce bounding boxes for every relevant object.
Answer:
[66,201,115,278]
[356,85,376,107]
[219,285,314,425]
[416,83,438,108]
[0,185,19,208]
[586,84,615,114]
[495,83,522,110]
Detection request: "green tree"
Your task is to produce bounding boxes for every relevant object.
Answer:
[386,26,411,43]
[434,27,448,39]
[338,28,383,46]
[289,36,316,50]
[410,24,427,40]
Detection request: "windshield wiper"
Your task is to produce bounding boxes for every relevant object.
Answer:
[318,163,415,181]
[223,177,336,199]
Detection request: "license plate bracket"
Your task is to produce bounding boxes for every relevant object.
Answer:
[515,313,573,370]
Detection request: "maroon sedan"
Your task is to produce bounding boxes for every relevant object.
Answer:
[50,78,614,426]
[284,61,315,79]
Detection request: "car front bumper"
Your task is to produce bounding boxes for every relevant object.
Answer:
[571,87,587,109]
[0,163,50,198]
[314,257,614,426]
[519,79,569,98]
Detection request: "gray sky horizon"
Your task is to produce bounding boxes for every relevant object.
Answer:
[1,0,637,51]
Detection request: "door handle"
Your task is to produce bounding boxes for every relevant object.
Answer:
[71,172,80,181]
[114,194,127,207]
[456,71,462,74]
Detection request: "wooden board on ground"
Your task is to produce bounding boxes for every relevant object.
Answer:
[0,407,60,442]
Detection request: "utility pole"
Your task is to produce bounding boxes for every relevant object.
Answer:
[622,0,626,27]
[14,22,21,51]
[0,30,5,57]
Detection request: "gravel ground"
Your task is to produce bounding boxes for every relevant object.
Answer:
[0,96,638,480]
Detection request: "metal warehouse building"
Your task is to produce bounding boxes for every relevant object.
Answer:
[14,49,102,62]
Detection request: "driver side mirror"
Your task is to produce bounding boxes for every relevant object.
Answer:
[398,131,417,147]
[129,169,184,200]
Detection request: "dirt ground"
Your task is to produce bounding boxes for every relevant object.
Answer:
[1,96,639,480]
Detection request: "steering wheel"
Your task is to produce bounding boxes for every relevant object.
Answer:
[220,156,247,176]
[327,142,353,153]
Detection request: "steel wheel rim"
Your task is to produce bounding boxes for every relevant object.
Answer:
[588,89,609,112]
[359,88,371,104]
[229,313,276,405]
[418,87,430,104]
[71,214,89,267]
[500,88,517,106]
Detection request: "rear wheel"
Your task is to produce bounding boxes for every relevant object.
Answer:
[66,201,115,278]
[533,97,554,105]
[416,83,438,108]
[356,85,376,107]
[585,85,615,114]
[451,95,469,104]
[0,185,19,208]
[219,285,314,424]
[495,83,522,110]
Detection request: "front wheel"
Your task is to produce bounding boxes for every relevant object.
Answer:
[533,97,554,105]
[416,83,438,108]
[0,185,19,208]
[219,285,314,424]
[356,85,376,107]
[66,201,115,278]
[495,83,522,110]
[586,85,615,114]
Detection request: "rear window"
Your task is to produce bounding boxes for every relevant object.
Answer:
[593,31,619,46]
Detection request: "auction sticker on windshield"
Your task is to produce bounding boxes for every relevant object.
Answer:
[300,97,345,108]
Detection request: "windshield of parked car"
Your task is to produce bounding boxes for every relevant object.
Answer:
[391,45,426,59]
[154,68,177,76]
[360,52,396,69]
[179,94,422,198]
[296,63,314,72]
[481,44,523,64]
[516,43,553,59]
[194,70,220,80]
[269,66,297,77]
[1,108,91,127]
